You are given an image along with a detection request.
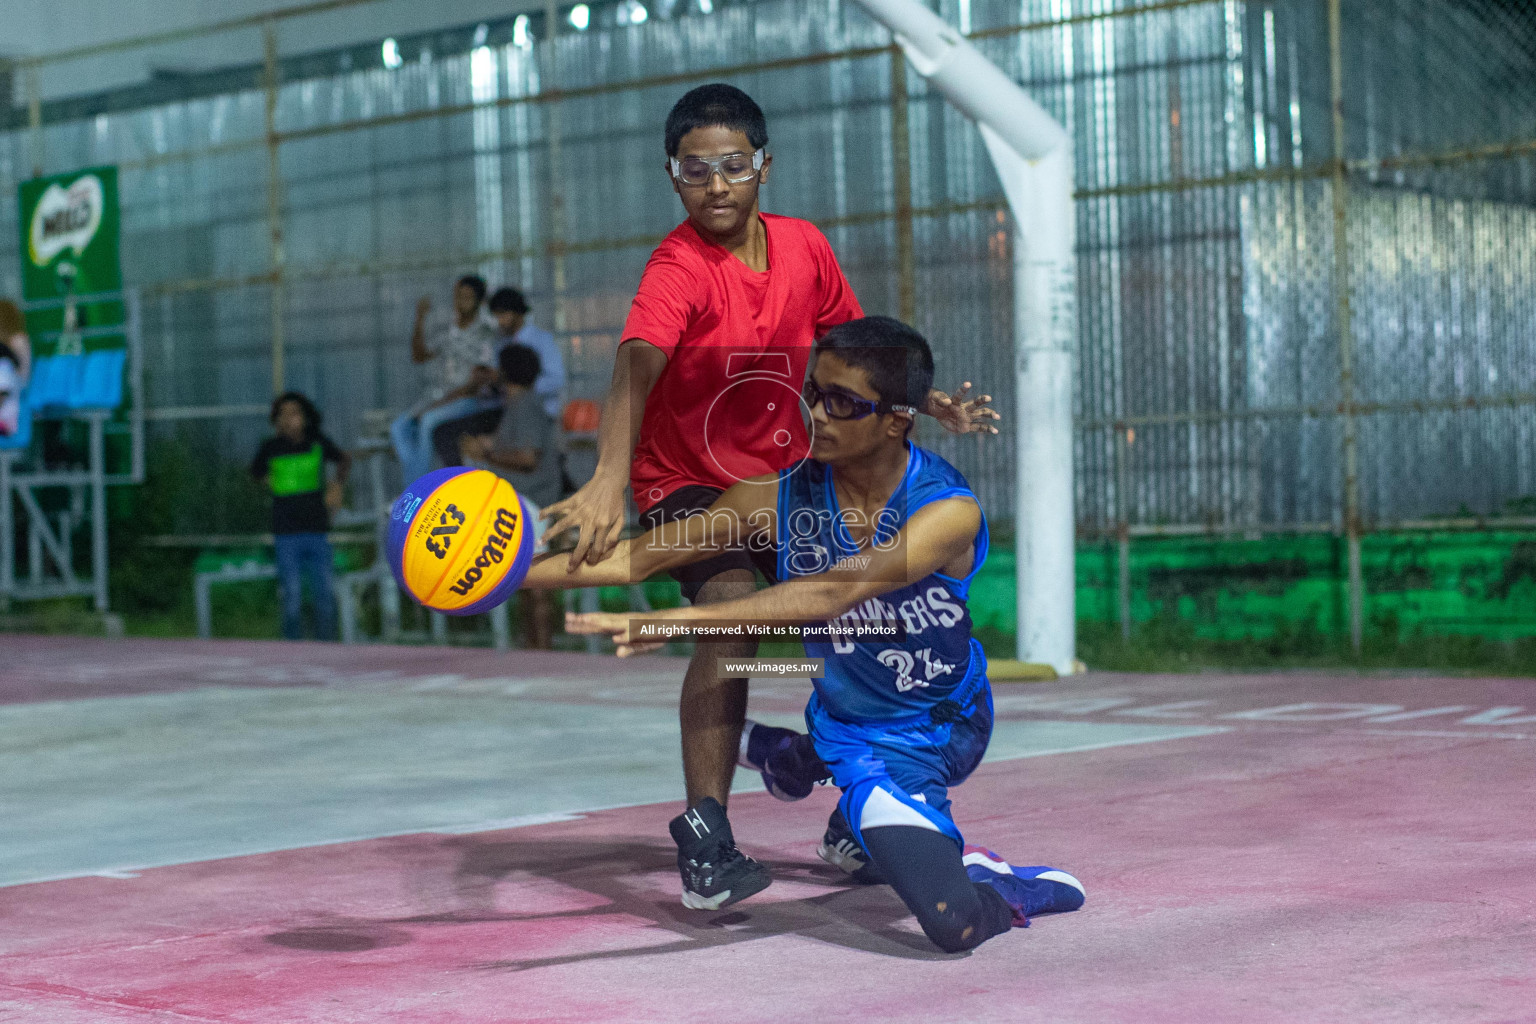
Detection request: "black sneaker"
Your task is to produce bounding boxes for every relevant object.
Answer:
[668,797,773,910]
[816,807,887,885]
[737,719,832,802]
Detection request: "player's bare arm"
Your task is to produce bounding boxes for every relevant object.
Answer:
[568,496,980,655]
[540,339,668,567]
[410,295,433,363]
[476,438,539,474]
[325,450,351,511]
[524,473,779,592]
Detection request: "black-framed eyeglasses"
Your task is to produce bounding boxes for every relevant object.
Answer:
[802,379,917,420]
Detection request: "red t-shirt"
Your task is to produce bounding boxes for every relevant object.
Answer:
[622,213,864,509]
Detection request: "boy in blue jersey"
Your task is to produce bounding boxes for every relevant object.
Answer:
[521,316,1083,951]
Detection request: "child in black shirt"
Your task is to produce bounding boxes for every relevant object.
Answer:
[250,392,350,640]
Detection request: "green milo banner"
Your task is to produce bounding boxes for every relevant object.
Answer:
[21,166,121,302]
[7,166,127,431]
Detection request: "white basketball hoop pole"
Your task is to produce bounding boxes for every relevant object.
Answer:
[852,0,1077,673]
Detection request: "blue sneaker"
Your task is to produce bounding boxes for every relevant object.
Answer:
[738,720,830,802]
[963,846,1085,927]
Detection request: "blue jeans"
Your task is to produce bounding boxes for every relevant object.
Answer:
[391,396,501,484]
[274,532,337,641]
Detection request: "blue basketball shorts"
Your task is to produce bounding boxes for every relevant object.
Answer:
[804,681,994,852]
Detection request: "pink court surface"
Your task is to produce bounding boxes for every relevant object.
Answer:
[2,636,1534,1023]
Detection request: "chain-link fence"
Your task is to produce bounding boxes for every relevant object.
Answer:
[3,0,1534,638]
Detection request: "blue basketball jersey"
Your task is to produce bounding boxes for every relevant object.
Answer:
[775,444,989,722]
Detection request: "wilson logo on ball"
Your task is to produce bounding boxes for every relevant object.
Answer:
[446,507,521,596]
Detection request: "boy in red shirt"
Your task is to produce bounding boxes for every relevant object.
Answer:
[544,84,995,910]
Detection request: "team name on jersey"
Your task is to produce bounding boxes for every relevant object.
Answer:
[827,584,965,653]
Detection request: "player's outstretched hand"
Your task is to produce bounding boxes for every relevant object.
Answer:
[541,475,627,570]
[565,611,664,657]
[928,382,1000,435]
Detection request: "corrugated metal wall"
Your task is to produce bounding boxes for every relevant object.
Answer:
[2,0,1534,539]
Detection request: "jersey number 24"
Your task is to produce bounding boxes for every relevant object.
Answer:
[877,647,957,692]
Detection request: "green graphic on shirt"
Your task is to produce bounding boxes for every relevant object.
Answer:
[269,444,324,496]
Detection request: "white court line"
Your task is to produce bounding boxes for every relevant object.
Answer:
[1354,728,1534,741]
[1,801,658,889]
[0,724,1230,890]
[984,726,1230,762]
[432,810,585,834]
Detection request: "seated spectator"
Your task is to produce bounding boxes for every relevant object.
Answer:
[252,392,351,641]
[0,344,22,439]
[427,286,566,469]
[390,275,498,483]
[0,301,29,439]
[0,300,30,381]
[488,287,564,420]
[458,344,560,648]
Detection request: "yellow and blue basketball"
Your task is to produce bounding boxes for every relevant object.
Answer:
[386,467,534,615]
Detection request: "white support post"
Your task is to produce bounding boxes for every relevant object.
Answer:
[995,143,1076,675]
[852,0,1077,673]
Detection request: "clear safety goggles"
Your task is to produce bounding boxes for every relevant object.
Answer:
[669,148,765,187]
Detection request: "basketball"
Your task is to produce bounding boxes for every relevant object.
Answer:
[386,467,534,615]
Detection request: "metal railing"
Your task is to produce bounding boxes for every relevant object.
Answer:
[3,0,1534,651]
